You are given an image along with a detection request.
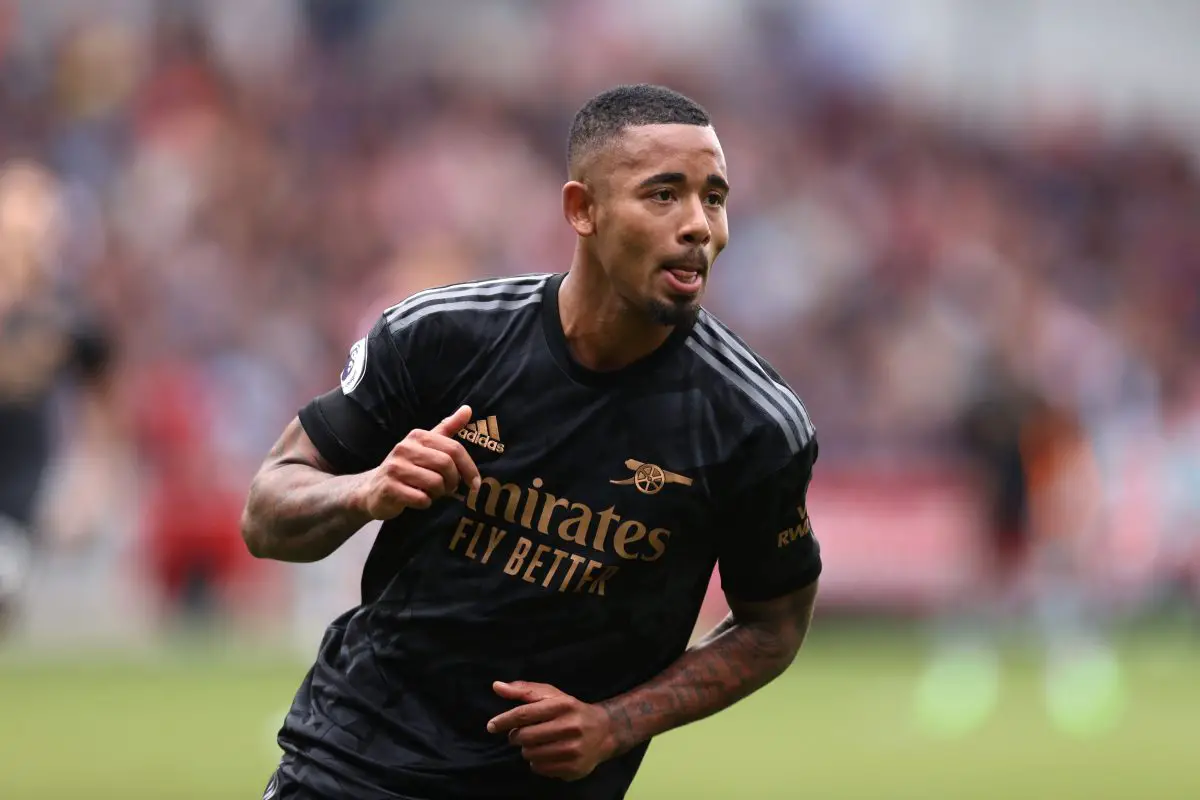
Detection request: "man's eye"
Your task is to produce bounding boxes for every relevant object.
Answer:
[653,189,674,202]
[706,193,726,206]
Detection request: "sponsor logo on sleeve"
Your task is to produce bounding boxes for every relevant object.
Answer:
[777,505,812,548]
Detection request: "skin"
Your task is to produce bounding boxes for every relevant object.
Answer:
[240,121,819,785]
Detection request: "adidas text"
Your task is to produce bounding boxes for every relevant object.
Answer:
[458,427,505,453]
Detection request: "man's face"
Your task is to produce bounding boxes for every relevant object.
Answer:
[590,124,729,326]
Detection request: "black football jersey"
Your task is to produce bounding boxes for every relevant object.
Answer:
[280,272,821,800]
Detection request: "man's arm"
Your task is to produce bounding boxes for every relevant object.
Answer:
[241,406,481,563]
[240,418,374,563]
[490,440,823,782]
[601,579,819,755]
[488,579,818,781]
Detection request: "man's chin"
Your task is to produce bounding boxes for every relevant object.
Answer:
[645,296,700,327]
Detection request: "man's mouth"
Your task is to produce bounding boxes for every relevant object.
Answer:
[661,252,708,281]
[660,255,707,294]
[665,267,702,286]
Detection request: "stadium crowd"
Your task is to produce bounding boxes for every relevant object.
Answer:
[1,0,1196,625]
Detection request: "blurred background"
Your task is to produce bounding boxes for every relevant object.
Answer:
[0,0,1197,797]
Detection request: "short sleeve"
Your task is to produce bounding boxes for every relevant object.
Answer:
[716,440,822,603]
[298,313,420,475]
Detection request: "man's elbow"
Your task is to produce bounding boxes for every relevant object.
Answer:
[238,495,335,564]
[766,632,805,675]
[750,634,805,690]
[758,580,820,672]
[779,638,806,672]
[240,476,285,560]
[239,502,272,560]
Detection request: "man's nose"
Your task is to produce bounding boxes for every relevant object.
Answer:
[678,197,711,246]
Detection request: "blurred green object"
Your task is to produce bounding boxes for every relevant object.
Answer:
[1043,644,1127,738]
[0,628,1195,800]
[912,643,1002,738]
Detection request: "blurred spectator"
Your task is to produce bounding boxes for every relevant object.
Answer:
[0,158,116,634]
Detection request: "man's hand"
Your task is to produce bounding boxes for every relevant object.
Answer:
[353,404,482,520]
[487,681,616,782]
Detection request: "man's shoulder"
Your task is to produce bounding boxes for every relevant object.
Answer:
[684,308,815,460]
[378,273,551,344]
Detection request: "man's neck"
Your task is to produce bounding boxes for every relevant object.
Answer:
[558,254,674,373]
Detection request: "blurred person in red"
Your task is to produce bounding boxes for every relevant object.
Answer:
[133,363,255,629]
[0,160,115,637]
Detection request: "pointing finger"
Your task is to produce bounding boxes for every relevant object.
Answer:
[492,681,559,702]
[432,404,472,437]
[487,699,566,735]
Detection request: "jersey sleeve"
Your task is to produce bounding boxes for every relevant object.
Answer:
[716,439,822,603]
[298,313,421,475]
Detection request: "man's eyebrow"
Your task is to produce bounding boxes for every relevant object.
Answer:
[706,174,731,193]
[636,172,732,193]
[637,172,686,188]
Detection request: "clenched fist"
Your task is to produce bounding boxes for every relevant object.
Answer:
[353,404,482,520]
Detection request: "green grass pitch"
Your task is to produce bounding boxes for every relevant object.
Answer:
[0,627,1196,799]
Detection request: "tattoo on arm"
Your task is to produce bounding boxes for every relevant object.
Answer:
[601,580,818,756]
[240,418,371,563]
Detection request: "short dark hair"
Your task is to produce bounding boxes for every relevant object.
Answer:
[567,84,711,179]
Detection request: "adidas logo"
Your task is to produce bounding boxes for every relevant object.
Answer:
[458,415,505,454]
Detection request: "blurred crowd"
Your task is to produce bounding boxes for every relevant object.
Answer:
[0,0,1196,628]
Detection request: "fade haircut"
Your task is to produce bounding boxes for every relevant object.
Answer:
[567,84,711,180]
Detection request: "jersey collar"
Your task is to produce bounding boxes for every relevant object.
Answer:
[540,272,695,388]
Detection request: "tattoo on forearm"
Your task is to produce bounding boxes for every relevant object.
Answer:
[601,582,818,755]
[605,703,636,746]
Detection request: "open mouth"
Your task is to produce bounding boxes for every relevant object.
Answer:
[666,267,702,286]
[661,262,705,295]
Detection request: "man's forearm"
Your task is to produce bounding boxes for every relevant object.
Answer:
[600,620,794,753]
[600,581,818,755]
[241,463,371,563]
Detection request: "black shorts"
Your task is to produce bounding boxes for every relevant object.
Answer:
[263,761,430,800]
[262,767,322,800]
[262,764,544,800]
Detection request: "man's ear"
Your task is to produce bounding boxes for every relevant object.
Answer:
[563,180,596,237]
